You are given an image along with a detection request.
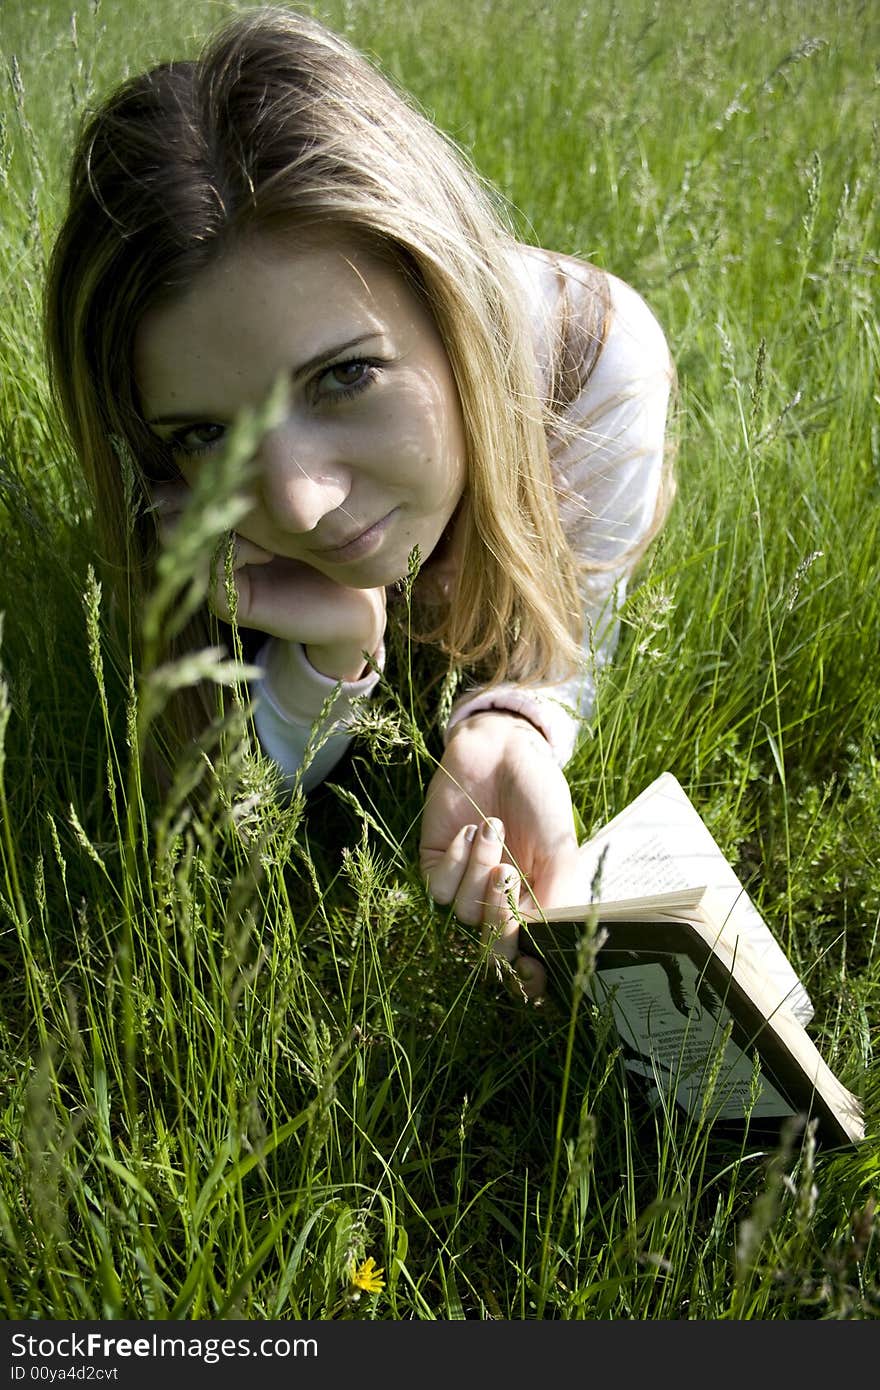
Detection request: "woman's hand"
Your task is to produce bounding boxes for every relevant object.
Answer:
[419,710,584,999]
[218,553,387,681]
[151,481,386,681]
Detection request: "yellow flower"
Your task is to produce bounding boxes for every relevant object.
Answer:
[350,1256,385,1294]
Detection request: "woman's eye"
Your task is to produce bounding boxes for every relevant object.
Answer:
[171,423,226,456]
[330,361,369,388]
[317,358,379,401]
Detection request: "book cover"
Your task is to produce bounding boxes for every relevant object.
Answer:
[521,777,864,1147]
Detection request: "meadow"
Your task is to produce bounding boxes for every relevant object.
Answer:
[0,0,878,1319]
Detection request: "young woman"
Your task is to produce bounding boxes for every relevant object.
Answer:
[45,7,674,995]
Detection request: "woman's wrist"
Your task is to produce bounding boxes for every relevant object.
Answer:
[449,707,549,745]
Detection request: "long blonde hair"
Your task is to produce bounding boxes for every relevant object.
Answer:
[45,6,635,708]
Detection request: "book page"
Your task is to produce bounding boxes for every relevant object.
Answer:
[576,775,814,1024]
[594,955,797,1121]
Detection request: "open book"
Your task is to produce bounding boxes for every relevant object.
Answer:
[521,774,864,1146]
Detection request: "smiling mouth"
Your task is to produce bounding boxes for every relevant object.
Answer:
[313,509,398,562]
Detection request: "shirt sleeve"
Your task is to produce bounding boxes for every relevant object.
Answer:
[445,272,673,766]
[252,638,384,792]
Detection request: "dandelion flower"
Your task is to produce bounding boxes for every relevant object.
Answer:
[350,1256,385,1294]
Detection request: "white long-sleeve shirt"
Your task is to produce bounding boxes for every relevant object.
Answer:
[253,247,673,790]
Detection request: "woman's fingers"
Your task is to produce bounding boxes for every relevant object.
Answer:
[150,483,274,573]
[423,821,480,904]
[480,859,519,960]
[423,818,506,919]
[208,544,277,623]
[425,817,546,1001]
[511,953,546,1001]
[152,501,388,652]
[479,862,546,1000]
[225,537,276,569]
[226,560,386,649]
[451,818,506,926]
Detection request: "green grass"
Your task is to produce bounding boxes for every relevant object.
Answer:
[1,0,879,1319]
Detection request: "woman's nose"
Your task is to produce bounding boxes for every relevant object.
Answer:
[257,422,350,534]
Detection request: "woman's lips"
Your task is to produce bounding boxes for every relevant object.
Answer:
[313,508,399,563]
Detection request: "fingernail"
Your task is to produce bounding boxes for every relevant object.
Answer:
[493,864,518,890]
[514,955,545,1001]
[463,824,477,844]
[482,818,504,842]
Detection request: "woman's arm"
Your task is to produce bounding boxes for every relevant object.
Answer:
[253,635,385,792]
[443,270,674,764]
[420,268,674,990]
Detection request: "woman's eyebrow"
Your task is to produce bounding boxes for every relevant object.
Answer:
[146,332,382,425]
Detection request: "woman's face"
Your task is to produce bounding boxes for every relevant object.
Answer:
[134,231,467,587]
